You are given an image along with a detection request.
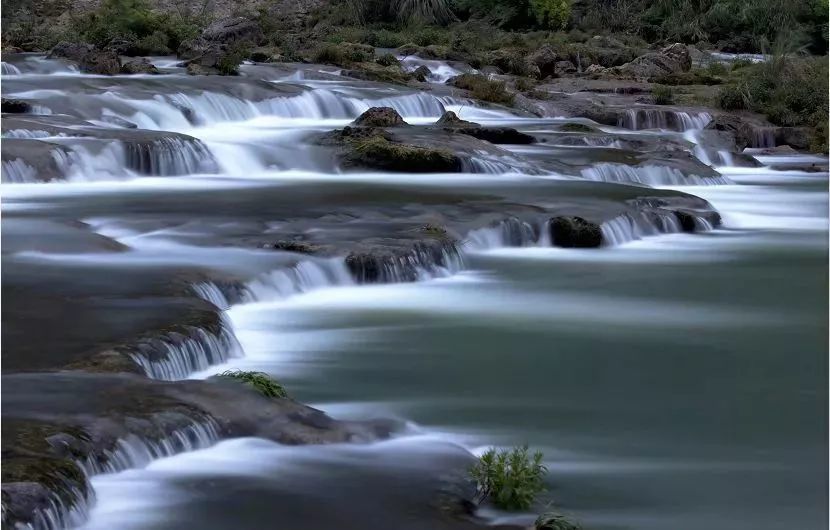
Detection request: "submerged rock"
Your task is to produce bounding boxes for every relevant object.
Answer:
[435,111,479,128]
[412,65,431,82]
[549,216,603,248]
[352,107,408,128]
[535,512,582,530]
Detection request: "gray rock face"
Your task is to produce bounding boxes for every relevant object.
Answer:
[554,60,577,75]
[202,17,263,43]
[705,113,758,150]
[530,44,559,78]
[1,98,32,113]
[609,43,692,79]
[352,107,408,127]
[48,41,120,75]
[549,216,604,248]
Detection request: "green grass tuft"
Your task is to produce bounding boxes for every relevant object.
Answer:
[218,370,288,398]
[470,445,547,511]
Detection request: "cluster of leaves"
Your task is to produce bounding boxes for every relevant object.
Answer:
[217,370,288,398]
[716,54,828,150]
[470,445,547,510]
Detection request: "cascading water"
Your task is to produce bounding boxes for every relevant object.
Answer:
[599,210,695,246]
[581,163,731,186]
[128,317,243,381]
[1,158,38,183]
[1,61,22,75]
[620,109,712,131]
[464,218,540,251]
[124,137,218,176]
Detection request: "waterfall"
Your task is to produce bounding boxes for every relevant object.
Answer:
[78,419,220,476]
[2,61,22,75]
[124,137,218,176]
[243,259,355,302]
[464,218,540,251]
[599,210,715,246]
[128,316,243,381]
[2,129,55,139]
[346,243,464,284]
[581,163,731,186]
[620,109,712,132]
[1,158,38,183]
[752,127,776,148]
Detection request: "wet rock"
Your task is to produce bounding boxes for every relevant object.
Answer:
[585,64,606,74]
[48,41,120,75]
[412,65,431,82]
[1,98,31,113]
[341,135,462,173]
[268,240,322,254]
[704,114,757,150]
[486,48,536,77]
[435,111,479,128]
[120,58,159,75]
[673,210,698,232]
[342,63,412,85]
[530,44,560,78]
[549,216,603,248]
[99,115,138,128]
[558,122,599,133]
[352,107,407,128]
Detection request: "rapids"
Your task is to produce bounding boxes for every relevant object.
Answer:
[1,53,827,530]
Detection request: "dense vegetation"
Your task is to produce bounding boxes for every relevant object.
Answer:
[217,370,288,398]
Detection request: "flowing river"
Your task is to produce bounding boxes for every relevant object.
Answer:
[2,54,827,530]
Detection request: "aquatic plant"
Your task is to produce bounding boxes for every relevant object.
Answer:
[218,370,288,398]
[470,445,547,510]
[651,85,674,105]
[535,512,582,530]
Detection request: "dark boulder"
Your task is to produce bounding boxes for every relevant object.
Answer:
[120,58,159,75]
[530,44,559,78]
[1,98,31,113]
[412,65,431,82]
[186,63,220,76]
[774,127,811,151]
[352,107,407,127]
[433,111,534,144]
[340,135,462,173]
[48,42,120,75]
[554,60,577,75]
[376,54,400,67]
[549,216,603,248]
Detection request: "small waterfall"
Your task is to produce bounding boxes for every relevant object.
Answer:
[243,258,354,302]
[128,316,242,381]
[581,163,730,186]
[346,242,464,284]
[751,127,775,148]
[78,419,220,476]
[464,218,539,251]
[192,282,233,310]
[10,489,91,530]
[620,109,712,132]
[2,61,23,75]
[2,129,54,139]
[600,210,715,246]
[124,137,218,176]
[1,158,38,183]
[55,142,134,182]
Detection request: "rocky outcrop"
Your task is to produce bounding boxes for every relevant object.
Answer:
[352,107,408,127]
[48,42,120,75]
[178,16,263,75]
[432,111,535,144]
[704,113,757,150]
[608,43,692,79]
[412,65,431,82]
[530,44,559,78]
[120,58,159,75]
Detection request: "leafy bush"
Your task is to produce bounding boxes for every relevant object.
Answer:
[470,446,547,510]
[376,53,401,66]
[716,84,747,110]
[651,85,674,104]
[530,0,572,29]
[705,61,728,76]
[314,44,347,65]
[371,29,409,48]
[450,74,514,104]
[218,370,287,398]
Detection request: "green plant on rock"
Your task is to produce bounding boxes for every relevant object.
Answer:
[470,445,547,510]
[535,512,582,530]
[218,370,288,398]
[451,74,514,105]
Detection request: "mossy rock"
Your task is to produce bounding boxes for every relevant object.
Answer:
[375,53,400,67]
[535,512,582,530]
[343,62,413,85]
[558,123,599,133]
[652,70,722,86]
[342,135,462,173]
[352,107,408,128]
[448,74,513,105]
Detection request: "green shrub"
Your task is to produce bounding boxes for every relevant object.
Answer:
[470,445,547,510]
[651,85,674,105]
[133,30,170,55]
[716,84,748,110]
[218,370,288,398]
[731,58,754,71]
[530,0,572,29]
[515,77,538,91]
[411,26,452,46]
[371,29,409,48]
[376,53,401,66]
[314,44,347,65]
[705,61,728,76]
[216,41,251,75]
[451,74,514,105]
